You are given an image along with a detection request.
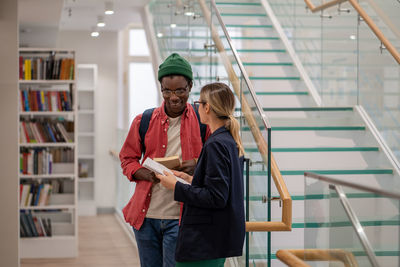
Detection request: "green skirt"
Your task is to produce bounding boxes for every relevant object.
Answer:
[176,258,226,267]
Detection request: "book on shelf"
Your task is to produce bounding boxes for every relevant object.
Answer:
[19,179,73,208]
[19,55,75,80]
[19,182,52,207]
[153,155,181,169]
[19,118,74,143]
[20,210,52,238]
[20,147,74,175]
[20,89,73,112]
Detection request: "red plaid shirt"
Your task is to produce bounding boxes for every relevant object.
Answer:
[119,102,208,230]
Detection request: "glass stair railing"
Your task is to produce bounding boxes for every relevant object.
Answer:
[268,0,400,170]
[148,0,399,266]
[290,172,400,267]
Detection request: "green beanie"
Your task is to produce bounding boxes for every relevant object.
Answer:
[158,53,193,81]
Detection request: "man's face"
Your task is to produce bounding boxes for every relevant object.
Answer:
[161,76,191,118]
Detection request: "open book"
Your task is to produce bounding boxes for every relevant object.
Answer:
[143,157,190,185]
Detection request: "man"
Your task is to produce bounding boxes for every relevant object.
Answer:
[119,53,209,267]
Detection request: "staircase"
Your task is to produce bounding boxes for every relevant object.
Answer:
[149,0,400,265]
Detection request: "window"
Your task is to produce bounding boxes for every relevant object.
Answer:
[120,26,160,127]
[129,62,158,119]
[129,29,150,56]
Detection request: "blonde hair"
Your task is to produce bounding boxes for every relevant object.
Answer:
[200,82,245,157]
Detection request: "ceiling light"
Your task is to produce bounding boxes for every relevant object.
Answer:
[170,23,177,28]
[157,32,163,38]
[184,11,194,16]
[91,27,100,37]
[349,35,356,40]
[105,2,114,15]
[97,16,106,27]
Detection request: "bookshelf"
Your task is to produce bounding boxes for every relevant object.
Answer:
[18,48,78,258]
[77,64,97,216]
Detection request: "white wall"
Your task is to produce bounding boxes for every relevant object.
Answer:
[0,0,19,265]
[56,31,118,209]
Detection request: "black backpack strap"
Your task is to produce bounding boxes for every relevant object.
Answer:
[139,108,155,156]
[191,104,207,144]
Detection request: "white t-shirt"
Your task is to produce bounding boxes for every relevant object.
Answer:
[146,115,182,219]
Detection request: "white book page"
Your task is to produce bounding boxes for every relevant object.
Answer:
[143,157,190,185]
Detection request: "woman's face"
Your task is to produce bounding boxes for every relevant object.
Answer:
[197,98,210,125]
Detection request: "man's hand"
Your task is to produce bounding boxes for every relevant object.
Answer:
[133,168,160,184]
[176,159,197,175]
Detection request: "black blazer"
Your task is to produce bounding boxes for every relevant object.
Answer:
[174,126,245,262]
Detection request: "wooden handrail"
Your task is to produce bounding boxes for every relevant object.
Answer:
[303,0,400,64]
[304,0,347,12]
[198,0,292,232]
[276,249,359,267]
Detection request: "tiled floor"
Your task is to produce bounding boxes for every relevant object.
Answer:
[21,214,140,267]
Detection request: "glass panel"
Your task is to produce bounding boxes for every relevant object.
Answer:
[321,2,358,106]
[342,185,400,266]
[269,0,323,94]
[129,29,150,56]
[358,0,400,164]
[129,62,158,122]
[305,177,374,266]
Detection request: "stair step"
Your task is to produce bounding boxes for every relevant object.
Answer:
[255,91,308,95]
[250,76,300,80]
[270,126,365,131]
[216,2,262,6]
[249,170,394,176]
[237,49,286,53]
[160,35,279,40]
[263,107,353,111]
[231,36,279,40]
[193,91,307,96]
[244,130,377,148]
[226,24,272,28]
[197,76,299,80]
[171,48,286,53]
[247,250,400,260]
[221,13,267,17]
[243,79,304,91]
[253,151,387,170]
[242,126,366,131]
[244,62,293,66]
[252,95,315,108]
[247,192,388,201]
[279,169,394,175]
[192,62,293,66]
[245,147,379,153]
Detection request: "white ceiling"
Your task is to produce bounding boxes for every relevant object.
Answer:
[19,0,151,32]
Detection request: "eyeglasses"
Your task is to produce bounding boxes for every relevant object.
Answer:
[193,100,206,111]
[161,86,189,97]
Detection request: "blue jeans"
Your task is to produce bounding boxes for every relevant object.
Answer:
[133,218,179,267]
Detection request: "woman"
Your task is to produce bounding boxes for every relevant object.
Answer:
[156,82,245,267]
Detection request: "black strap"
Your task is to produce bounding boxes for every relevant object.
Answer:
[139,105,206,156]
[139,108,155,156]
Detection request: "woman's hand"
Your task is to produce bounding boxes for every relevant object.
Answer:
[172,170,193,184]
[156,171,177,190]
